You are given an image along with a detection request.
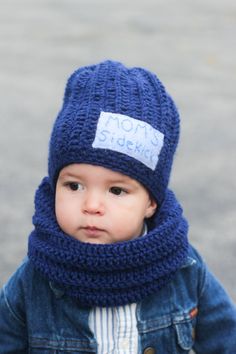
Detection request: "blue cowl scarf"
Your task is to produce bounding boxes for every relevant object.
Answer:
[28,177,189,307]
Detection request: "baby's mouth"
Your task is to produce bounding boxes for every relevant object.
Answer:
[81,226,105,237]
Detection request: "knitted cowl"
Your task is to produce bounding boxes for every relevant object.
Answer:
[28,177,189,308]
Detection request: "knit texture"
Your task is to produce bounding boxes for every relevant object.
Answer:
[28,178,189,307]
[48,60,180,204]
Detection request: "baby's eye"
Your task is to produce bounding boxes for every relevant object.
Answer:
[109,186,127,196]
[67,182,83,191]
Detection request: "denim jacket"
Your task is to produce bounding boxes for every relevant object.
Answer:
[0,245,236,353]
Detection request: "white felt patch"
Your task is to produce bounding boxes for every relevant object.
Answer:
[92,111,164,170]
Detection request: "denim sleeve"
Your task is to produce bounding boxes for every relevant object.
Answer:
[0,268,28,352]
[193,253,236,353]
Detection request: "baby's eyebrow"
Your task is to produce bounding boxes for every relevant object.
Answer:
[58,171,136,186]
[59,172,81,180]
[106,177,136,186]
[108,178,127,183]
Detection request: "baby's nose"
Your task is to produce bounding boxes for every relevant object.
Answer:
[82,191,105,215]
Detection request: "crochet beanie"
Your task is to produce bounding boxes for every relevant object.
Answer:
[48,60,180,204]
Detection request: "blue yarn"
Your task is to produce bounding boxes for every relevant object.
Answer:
[27,60,188,307]
[28,178,189,307]
[48,60,180,205]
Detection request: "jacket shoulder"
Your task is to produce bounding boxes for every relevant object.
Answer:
[181,244,207,275]
[173,244,208,300]
[3,257,37,291]
[187,244,205,263]
[1,258,44,324]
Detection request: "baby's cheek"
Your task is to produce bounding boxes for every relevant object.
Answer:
[55,203,71,229]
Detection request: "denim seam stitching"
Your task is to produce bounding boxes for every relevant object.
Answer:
[3,285,26,326]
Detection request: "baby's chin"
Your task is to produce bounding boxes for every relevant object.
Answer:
[83,238,111,245]
[70,234,138,245]
[69,233,112,245]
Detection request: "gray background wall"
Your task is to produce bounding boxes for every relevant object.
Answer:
[0,0,235,301]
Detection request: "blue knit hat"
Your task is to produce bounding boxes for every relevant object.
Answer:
[48,60,180,204]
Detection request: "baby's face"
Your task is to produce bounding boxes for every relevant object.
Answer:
[55,164,157,244]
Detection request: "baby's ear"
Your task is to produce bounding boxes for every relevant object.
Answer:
[145,197,157,219]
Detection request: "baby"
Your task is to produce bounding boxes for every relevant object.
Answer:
[0,60,236,353]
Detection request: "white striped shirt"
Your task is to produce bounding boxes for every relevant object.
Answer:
[89,303,138,354]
